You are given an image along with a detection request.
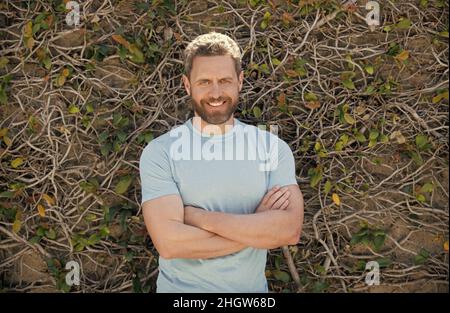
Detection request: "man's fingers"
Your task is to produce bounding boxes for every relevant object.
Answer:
[279,199,289,210]
[270,190,291,210]
[262,185,280,205]
[266,187,288,208]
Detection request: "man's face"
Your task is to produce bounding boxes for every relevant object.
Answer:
[182,55,244,125]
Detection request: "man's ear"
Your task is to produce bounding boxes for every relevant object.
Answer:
[182,74,191,96]
[238,71,244,92]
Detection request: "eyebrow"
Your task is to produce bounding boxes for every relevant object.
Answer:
[195,77,234,83]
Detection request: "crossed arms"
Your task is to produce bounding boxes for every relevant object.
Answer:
[141,184,304,259]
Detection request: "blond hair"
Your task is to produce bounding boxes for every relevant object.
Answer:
[183,32,242,77]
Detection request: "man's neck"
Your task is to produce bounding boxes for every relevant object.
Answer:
[192,115,235,136]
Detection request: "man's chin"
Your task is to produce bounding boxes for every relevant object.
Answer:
[202,115,231,125]
[194,109,234,125]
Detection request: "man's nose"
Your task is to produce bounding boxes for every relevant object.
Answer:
[209,81,222,99]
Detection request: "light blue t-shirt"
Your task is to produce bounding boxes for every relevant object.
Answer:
[139,116,297,292]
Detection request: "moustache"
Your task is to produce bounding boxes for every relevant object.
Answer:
[200,97,232,104]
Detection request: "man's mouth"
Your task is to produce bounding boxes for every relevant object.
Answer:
[207,100,226,107]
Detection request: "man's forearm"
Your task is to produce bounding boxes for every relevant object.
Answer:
[161,220,247,259]
[185,208,299,249]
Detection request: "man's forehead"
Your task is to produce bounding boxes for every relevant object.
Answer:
[190,55,236,78]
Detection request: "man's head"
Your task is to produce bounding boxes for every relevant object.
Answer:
[182,32,244,125]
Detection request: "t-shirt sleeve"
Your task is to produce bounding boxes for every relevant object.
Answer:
[139,140,180,205]
[267,138,298,189]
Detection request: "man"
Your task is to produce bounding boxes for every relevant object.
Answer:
[139,32,304,293]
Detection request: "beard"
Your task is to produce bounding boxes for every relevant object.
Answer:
[190,91,239,125]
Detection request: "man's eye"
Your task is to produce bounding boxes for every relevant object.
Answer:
[199,81,210,85]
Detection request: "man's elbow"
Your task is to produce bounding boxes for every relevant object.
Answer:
[159,248,174,259]
[153,240,176,259]
[286,226,302,246]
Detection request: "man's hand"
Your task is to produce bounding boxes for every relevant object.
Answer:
[255,185,290,214]
[184,185,291,228]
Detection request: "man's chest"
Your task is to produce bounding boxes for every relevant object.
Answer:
[172,159,268,214]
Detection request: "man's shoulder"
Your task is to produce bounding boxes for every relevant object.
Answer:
[236,119,288,146]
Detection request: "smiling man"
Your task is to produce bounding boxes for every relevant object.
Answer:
[139,32,304,293]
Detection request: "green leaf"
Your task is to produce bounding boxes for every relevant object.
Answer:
[335,141,344,151]
[252,106,262,118]
[312,280,328,293]
[115,175,133,194]
[272,270,291,283]
[87,233,101,245]
[379,134,389,143]
[98,130,109,143]
[386,42,401,56]
[308,168,323,188]
[415,134,429,151]
[342,79,355,90]
[32,23,41,35]
[314,141,321,152]
[55,74,66,87]
[11,157,24,168]
[365,65,374,75]
[351,227,369,245]
[0,57,10,68]
[116,130,127,143]
[86,103,94,113]
[259,64,270,75]
[372,233,386,251]
[128,45,145,64]
[271,58,281,66]
[354,131,367,142]
[419,182,434,193]
[29,236,42,244]
[74,242,85,251]
[100,143,112,157]
[144,132,153,143]
[37,227,46,237]
[260,20,267,30]
[45,228,56,240]
[324,180,332,194]
[366,85,375,94]
[396,18,411,29]
[304,92,318,102]
[79,178,99,194]
[339,134,349,146]
[0,191,15,198]
[375,257,392,268]
[414,248,429,265]
[42,57,52,70]
[0,87,7,105]
[84,213,97,222]
[409,151,423,165]
[383,25,392,32]
[68,104,79,114]
[369,129,379,141]
[113,140,121,152]
[100,226,110,237]
[118,45,128,61]
[416,194,426,203]
[343,113,356,125]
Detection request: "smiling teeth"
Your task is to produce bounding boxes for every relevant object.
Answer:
[209,101,224,107]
